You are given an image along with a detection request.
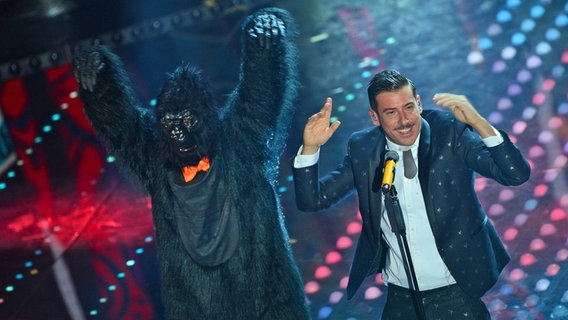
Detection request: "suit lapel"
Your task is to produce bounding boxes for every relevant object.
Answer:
[417,117,436,234]
[418,117,431,185]
[368,128,386,238]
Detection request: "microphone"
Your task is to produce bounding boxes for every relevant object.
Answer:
[381,150,399,193]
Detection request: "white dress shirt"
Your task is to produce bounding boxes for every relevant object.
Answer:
[381,134,455,290]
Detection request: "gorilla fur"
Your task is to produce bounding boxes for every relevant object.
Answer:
[73,8,310,319]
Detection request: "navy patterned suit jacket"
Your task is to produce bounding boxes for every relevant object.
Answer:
[293,109,531,299]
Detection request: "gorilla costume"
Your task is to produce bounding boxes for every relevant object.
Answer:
[73,8,311,319]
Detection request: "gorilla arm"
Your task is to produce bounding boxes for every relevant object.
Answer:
[73,46,157,185]
[225,8,299,163]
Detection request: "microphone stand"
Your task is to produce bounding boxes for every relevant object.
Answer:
[382,184,426,320]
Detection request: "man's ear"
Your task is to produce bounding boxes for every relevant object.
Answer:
[369,109,380,126]
[417,94,423,113]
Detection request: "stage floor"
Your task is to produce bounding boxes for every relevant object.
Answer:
[1,1,567,319]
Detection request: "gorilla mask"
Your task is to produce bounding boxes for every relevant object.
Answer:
[160,109,199,149]
[155,64,219,168]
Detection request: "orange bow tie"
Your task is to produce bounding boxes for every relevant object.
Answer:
[181,157,211,182]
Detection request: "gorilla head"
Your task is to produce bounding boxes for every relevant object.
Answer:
[155,64,219,168]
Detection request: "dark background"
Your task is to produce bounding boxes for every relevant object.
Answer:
[0,0,567,319]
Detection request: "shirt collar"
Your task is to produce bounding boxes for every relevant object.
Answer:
[385,132,420,152]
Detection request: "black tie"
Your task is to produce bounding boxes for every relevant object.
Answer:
[403,150,417,179]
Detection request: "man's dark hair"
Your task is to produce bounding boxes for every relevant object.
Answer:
[367,69,416,112]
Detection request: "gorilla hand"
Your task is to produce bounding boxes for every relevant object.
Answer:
[247,13,286,49]
[73,49,106,92]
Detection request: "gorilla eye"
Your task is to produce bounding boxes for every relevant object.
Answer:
[182,114,198,128]
[160,114,175,129]
[160,110,197,131]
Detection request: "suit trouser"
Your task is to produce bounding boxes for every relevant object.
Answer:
[381,283,491,320]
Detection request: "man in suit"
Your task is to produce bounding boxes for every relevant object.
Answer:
[292,69,530,319]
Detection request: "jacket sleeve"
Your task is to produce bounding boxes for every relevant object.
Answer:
[457,125,530,186]
[292,154,356,212]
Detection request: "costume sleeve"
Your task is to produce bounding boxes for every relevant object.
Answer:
[224,8,299,164]
[76,46,157,185]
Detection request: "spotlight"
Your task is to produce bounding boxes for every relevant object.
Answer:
[151,20,163,32]
[49,51,61,64]
[36,0,77,18]
[131,26,142,38]
[29,57,42,69]
[191,9,203,20]
[9,63,21,75]
[171,14,183,28]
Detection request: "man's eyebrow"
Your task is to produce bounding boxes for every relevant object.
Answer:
[381,102,414,112]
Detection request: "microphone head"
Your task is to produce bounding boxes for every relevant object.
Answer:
[384,150,399,162]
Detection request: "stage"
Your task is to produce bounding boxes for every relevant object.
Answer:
[0,0,567,319]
